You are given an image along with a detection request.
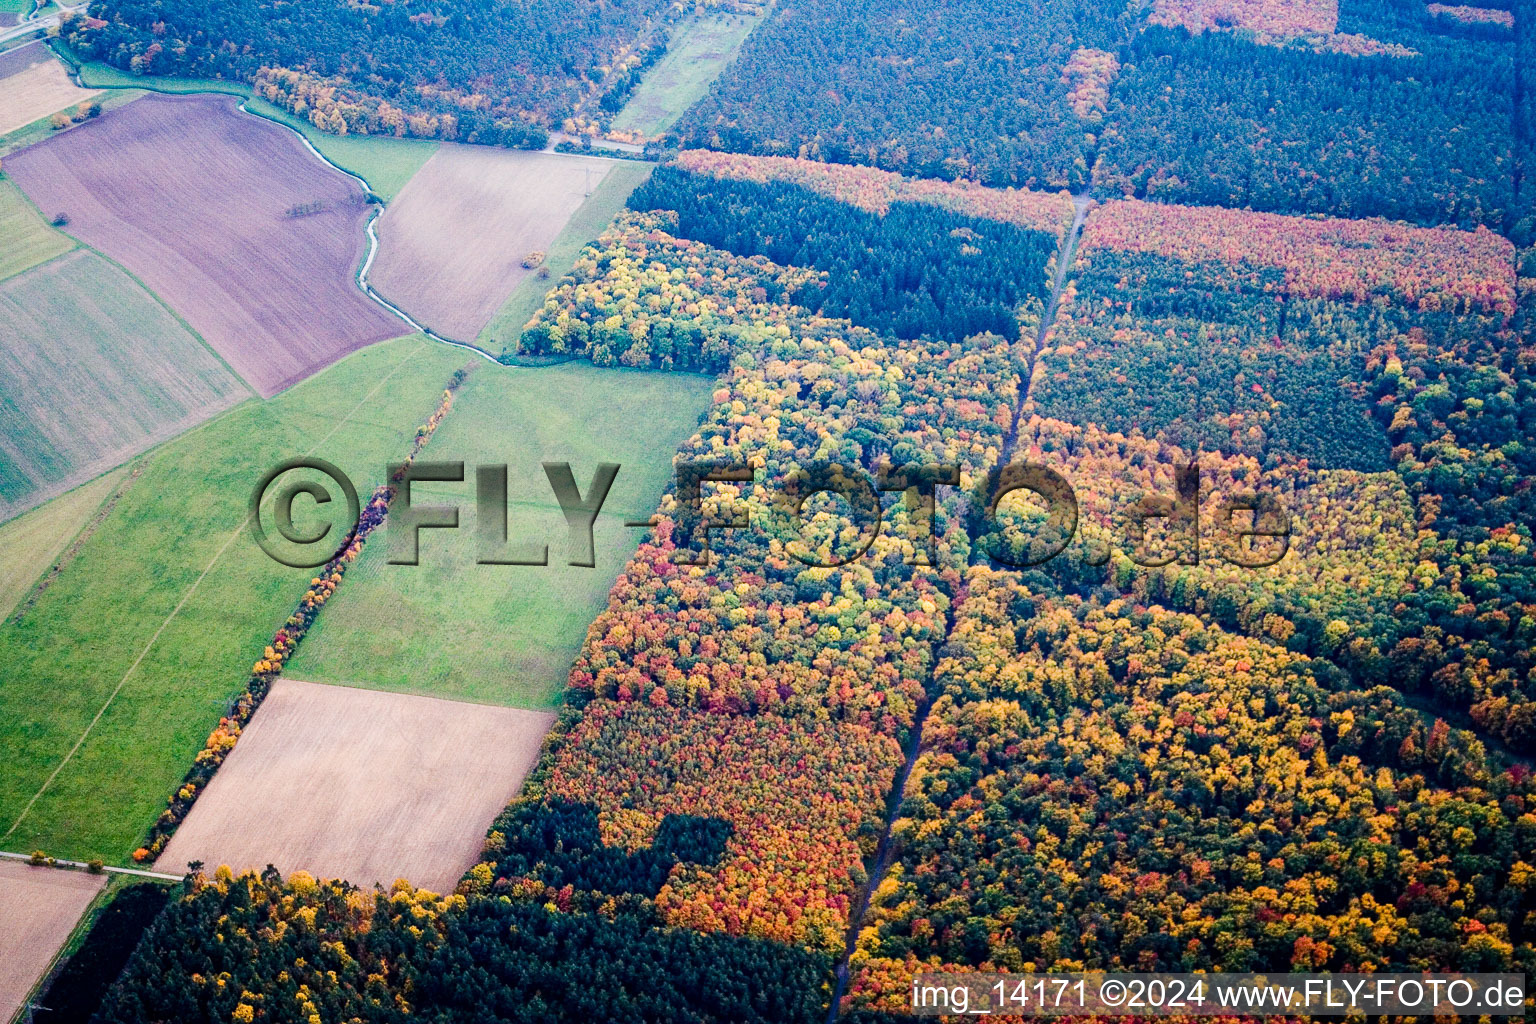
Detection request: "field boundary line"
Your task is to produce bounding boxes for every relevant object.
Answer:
[7,462,141,625]
[0,340,430,846]
[2,182,256,398]
[75,245,259,398]
[0,180,78,284]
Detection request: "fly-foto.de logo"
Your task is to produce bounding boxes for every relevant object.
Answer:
[249,456,1292,571]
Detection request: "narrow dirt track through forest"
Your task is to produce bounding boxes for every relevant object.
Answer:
[822,193,1092,1020]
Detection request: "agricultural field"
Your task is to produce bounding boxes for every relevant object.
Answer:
[156,679,555,891]
[609,10,761,140]
[4,92,404,396]
[0,860,105,1023]
[0,43,100,136]
[0,177,71,280]
[61,54,441,201]
[271,122,435,204]
[0,336,467,863]
[0,37,46,76]
[0,465,128,620]
[370,146,617,342]
[479,160,654,353]
[285,361,715,708]
[0,249,249,520]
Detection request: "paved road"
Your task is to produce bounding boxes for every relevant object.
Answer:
[0,3,86,48]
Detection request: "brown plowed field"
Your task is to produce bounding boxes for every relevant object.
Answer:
[0,861,105,1023]
[5,93,404,396]
[371,145,612,341]
[0,46,100,136]
[156,679,555,892]
[0,40,48,78]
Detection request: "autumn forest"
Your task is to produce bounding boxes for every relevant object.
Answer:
[29,0,1536,1019]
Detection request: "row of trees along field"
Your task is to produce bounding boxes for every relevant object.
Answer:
[62,0,691,141]
[92,157,1536,1018]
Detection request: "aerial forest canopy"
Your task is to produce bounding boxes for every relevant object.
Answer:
[676,0,1134,189]
[61,0,690,144]
[672,0,1529,232]
[628,165,1062,344]
[1093,24,1518,229]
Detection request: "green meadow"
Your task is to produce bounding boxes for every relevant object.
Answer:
[0,336,466,863]
[285,361,713,709]
[610,11,761,138]
[0,465,127,620]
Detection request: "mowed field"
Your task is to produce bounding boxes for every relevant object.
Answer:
[0,861,105,1023]
[286,361,714,708]
[157,679,555,891]
[0,465,128,620]
[0,337,470,863]
[0,249,249,520]
[4,93,404,396]
[610,11,762,139]
[0,44,101,137]
[371,145,616,341]
[0,176,71,280]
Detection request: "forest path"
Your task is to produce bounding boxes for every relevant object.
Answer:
[1000,191,1091,460]
[821,193,1092,1022]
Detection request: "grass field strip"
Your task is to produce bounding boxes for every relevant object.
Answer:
[7,462,140,624]
[131,361,462,863]
[0,341,430,845]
